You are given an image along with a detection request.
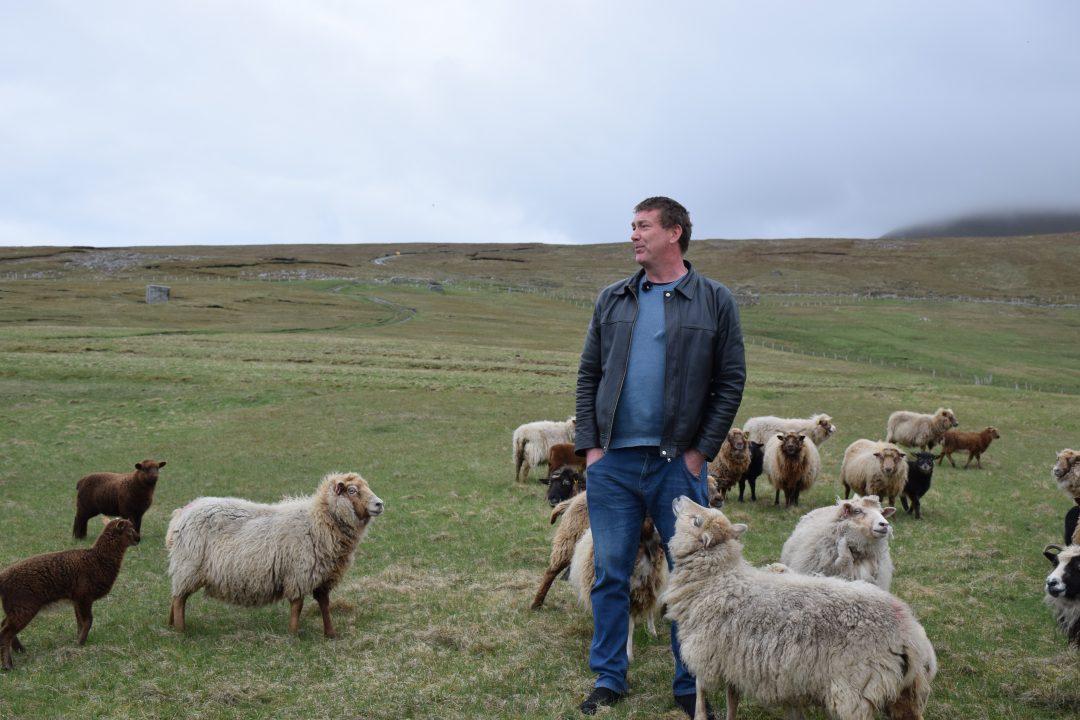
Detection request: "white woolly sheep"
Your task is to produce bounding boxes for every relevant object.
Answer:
[707,428,752,507]
[512,416,576,482]
[567,518,668,662]
[743,413,836,446]
[165,471,384,637]
[885,407,958,451]
[841,439,909,508]
[664,497,938,720]
[1052,449,1080,501]
[1043,544,1080,647]
[780,495,896,591]
[531,492,590,609]
[936,426,1000,469]
[763,431,821,507]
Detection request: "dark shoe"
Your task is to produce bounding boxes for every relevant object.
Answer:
[674,692,715,720]
[580,687,623,715]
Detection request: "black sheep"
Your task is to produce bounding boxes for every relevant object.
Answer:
[737,441,764,502]
[73,459,166,538]
[901,452,935,520]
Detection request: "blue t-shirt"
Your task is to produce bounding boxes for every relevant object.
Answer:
[609,275,680,449]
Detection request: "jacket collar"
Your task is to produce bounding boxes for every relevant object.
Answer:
[615,260,697,298]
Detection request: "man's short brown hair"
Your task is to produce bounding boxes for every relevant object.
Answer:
[634,196,692,253]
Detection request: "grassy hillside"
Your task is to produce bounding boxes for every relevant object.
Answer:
[0,237,1078,719]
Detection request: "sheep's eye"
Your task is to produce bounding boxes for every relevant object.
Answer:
[346,486,358,496]
[693,516,704,528]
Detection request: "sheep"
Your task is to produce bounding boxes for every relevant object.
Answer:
[663,497,937,720]
[567,518,668,662]
[546,442,585,478]
[706,428,752,507]
[165,471,384,637]
[736,441,764,502]
[512,416,576,482]
[530,492,590,609]
[1,517,141,671]
[763,431,821,507]
[544,466,585,507]
[885,407,958,451]
[901,452,935,520]
[936,426,1000,469]
[743,413,836,446]
[840,439,909,508]
[1052,449,1080,501]
[73,459,166,538]
[1043,544,1080,648]
[780,495,896,591]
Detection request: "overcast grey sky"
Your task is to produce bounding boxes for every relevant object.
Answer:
[2,1,1078,247]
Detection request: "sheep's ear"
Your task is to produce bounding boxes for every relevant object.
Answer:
[882,507,897,519]
[692,515,705,528]
[700,532,714,548]
[135,462,143,470]
[159,461,166,468]
[334,482,347,496]
[839,502,853,518]
[731,523,748,538]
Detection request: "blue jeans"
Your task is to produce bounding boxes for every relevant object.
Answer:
[584,446,710,696]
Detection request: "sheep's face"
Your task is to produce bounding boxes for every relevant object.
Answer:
[937,408,959,428]
[816,415,836,437]
[1044,544,1080,600]
[1052,450,1079,482]
[134,459,165,484]
[545,467,583,507]
[104,517,141,546]
[986,426,1001,440]
[333,473,385,520]
[670,496,746,559]
[778,432,805,457]
[909,452,935,477]
[725,428,748,453]
[840,497,894,539]
[873,448,906,476]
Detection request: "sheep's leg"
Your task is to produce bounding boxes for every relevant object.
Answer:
[725,684,739,720]
[842,482,851,499]
[913,498,922,520]
[782,703,808,720]
[313,586,336,639]
[694,679,709,720]
[288,597,304,634]
[2,614,34,671]
[625,617,634,663]
[169,594,189,631]
[530,562,568,609]
[774,488,780,505]
[74,600,93,645]
[749,477,756,501]
[72,511,91,539]
[737,479,746,501]
[11,635,24,652]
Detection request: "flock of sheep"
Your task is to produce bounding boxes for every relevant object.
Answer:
[517,408,1080,719]
[0,462,384,671]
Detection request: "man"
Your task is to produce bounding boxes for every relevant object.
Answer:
[574,196,746,717]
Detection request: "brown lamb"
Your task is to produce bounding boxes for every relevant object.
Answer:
[73,459,166,538]
[546,443,585,476]
[707,428,752,507]
[937,427,1000,469]
[0,518,140,670]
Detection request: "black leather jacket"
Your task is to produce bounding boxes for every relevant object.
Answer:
[575,261,746,461]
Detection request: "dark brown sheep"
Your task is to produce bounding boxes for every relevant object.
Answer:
[73,459,166,538]
[936,426,1000,469]
[1,518,141,670]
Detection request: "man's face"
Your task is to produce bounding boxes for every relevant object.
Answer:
[630,208,680,268]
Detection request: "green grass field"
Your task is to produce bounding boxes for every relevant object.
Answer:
[1,239,1078,719]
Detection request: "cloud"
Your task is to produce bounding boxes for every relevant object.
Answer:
[1,1,1078,247]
